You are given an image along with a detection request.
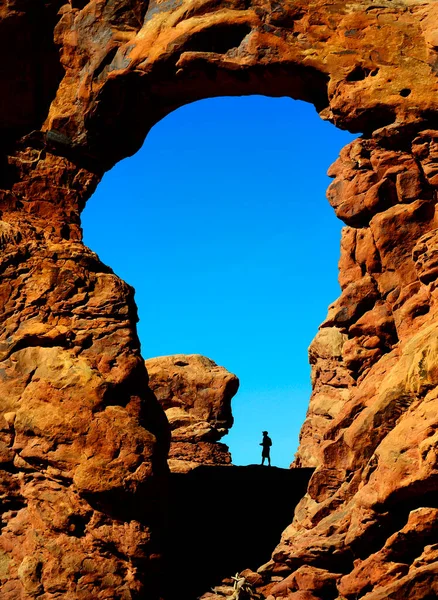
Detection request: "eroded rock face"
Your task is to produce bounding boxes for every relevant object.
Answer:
[1,0,438,598]
[145,354,239,472]
[0,232,170,597]
[263,130,438,599]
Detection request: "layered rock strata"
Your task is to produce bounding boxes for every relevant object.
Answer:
[1,0,438,598]
[145,354,239,473]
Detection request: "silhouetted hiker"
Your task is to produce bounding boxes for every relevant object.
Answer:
[260,431,272,466]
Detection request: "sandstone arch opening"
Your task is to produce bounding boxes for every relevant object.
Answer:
[82,95,356,470]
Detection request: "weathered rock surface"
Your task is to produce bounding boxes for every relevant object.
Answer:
[1,0,438,598]
[145,354,239,472]
[0,234,170,597]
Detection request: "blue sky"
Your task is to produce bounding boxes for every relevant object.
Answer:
[82,95,356,468]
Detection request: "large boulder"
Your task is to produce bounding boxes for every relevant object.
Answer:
[146,354,239,472]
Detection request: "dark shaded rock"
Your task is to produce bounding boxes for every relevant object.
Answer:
[165,466,314,600]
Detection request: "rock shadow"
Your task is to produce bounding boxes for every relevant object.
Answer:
[164,465,314,599]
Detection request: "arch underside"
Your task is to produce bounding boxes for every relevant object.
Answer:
[0,0,438,598]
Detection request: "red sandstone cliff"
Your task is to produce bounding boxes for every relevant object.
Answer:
[1,0,438,598]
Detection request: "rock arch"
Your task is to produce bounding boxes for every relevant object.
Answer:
[1,0,438,598]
